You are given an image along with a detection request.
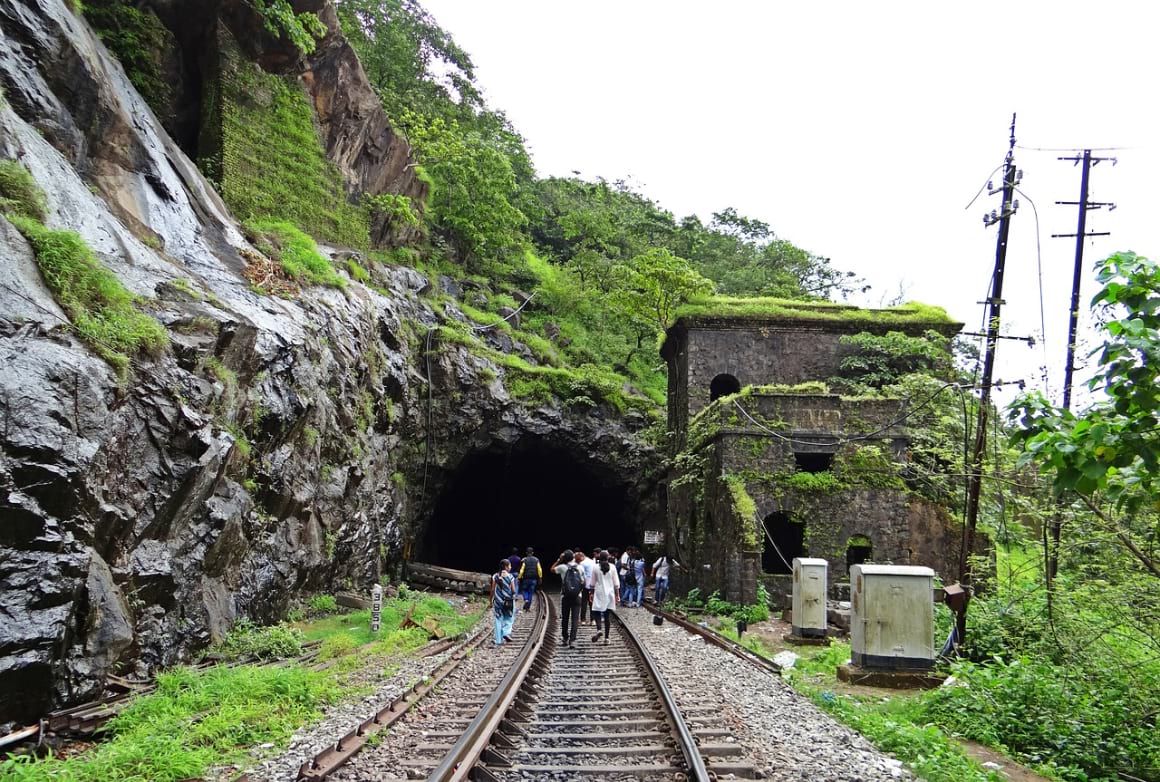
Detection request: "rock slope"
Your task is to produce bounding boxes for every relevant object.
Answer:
[0,0,658,724]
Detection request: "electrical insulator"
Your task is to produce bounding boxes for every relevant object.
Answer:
[1013,199,1020,211]
[987,180,994,193]
[1015,169,1023,184]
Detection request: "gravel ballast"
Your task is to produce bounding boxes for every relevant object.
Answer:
[617,608,909,781]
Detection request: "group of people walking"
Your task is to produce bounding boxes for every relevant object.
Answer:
[490,544,678,648]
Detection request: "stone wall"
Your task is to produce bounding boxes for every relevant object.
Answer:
[661,316,959,435]
[666,391,981,604]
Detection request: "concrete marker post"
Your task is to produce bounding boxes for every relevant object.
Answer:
[371,584,383,633]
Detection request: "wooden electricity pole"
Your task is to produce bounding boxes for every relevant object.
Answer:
[957,115,1020,646]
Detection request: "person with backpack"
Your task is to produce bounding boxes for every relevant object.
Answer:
[576,550,595,626]
[490,559,516,646]
[626,549,646,607]
[552,550,584,647]
[517,547,541,610]
[650,554,679,604]
[617,547,632,606]
[506,548,522,615]
[620,547,639,607]
[589,550,620,644]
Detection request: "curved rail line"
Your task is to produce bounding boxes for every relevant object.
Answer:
[643,601,782,677]
[293,621,498,780]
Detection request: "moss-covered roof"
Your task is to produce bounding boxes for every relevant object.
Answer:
[669,296,961,332]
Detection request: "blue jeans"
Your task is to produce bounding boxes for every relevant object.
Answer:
[493,605,514,644]
[520,578,537,605]
[620,579,632,605]
[655,577,670,603]
[632,583,644,606]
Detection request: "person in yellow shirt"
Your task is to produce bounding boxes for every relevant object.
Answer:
[517,547,541,610]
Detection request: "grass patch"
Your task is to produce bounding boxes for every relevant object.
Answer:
[0,664,337,781]
[294,594,484,653]
[673,296,958,330]
[209,620,304,661]
[245,219,345,289]
[0,159,47,220]
[7,215,168,374]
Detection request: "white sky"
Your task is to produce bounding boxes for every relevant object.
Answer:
[420,1,1159,407]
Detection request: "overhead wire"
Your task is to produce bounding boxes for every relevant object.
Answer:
[1011,185,1051,392]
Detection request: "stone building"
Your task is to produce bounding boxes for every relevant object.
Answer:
[659,301,982,604]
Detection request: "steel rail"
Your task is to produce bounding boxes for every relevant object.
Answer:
[425,594,552,781]
[644,601,782,677]
[613,610,712,782]
[290,625,492,781]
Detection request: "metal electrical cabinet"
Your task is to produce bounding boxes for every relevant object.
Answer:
[850,564,935,669]
[791,557,828,637]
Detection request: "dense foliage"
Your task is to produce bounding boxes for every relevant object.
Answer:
[332,0,846,404]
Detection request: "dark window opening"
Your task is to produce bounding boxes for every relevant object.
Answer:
[794,452,834,473]
[846,535,872,572]
[710,373,741,402]
[762,512,803,575]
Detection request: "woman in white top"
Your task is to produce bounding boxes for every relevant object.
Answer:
[589,550,620,644]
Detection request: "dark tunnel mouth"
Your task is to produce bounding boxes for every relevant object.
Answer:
[418,439,638,586]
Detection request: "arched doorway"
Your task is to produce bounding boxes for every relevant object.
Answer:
[710,373,741,402]
[419,439,636,583]
[761,512,803,575]
[846,534,872,572]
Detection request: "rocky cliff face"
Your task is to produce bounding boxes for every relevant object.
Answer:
[0,0,659,725]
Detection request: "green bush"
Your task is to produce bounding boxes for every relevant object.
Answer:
[923,656,1160,781]
[8,215,168,373]
[308,594,339,616]
[211,619,304,661]
[703,589,769,625]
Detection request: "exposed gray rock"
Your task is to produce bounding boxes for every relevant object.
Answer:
[0,0,661,727]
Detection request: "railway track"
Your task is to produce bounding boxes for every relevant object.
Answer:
[312,595,760,781]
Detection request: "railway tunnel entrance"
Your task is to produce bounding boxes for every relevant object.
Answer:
[418,439,639,584]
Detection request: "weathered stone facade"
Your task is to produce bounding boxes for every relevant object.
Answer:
[661,310,980,605]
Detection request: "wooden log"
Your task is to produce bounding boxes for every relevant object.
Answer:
[406,562,490,592]
[336,591,372,610]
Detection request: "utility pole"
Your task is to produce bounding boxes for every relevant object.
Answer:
[1053,150,1115,411]
[1045,150,1116,584]
[957,115,1020,647]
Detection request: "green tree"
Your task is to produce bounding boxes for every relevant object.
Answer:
[1009,251,1160,579]
[608,248,714,362]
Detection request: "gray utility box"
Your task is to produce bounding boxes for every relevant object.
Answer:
[850,564,935,670]
[791,557,828,637]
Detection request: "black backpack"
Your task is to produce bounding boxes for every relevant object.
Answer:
[624,559,638,586]
[562,564,584,599]
[522,555,539,576]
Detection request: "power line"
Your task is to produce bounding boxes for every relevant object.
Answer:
[1015,144,1133,152]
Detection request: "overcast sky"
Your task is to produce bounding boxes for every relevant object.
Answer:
[420,1,1158,406]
